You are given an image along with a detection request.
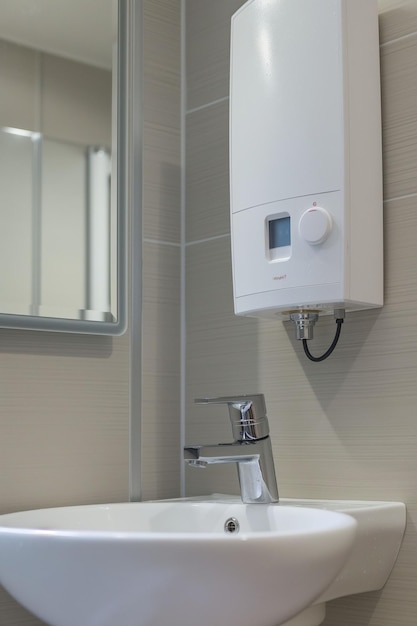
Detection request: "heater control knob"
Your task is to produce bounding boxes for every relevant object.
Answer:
[299,206,332,245]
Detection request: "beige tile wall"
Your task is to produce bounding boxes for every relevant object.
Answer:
[185,1,417,625]
[0,0,181,623]
[0,330,130,626]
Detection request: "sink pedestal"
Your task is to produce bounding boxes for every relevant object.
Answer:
[282,604,325,626]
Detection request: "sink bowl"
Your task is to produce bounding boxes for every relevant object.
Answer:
[182,496,407,626]
[0,501,356,626]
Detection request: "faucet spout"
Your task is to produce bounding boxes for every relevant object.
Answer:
[185,395,279,504]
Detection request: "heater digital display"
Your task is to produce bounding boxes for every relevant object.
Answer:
[267,214,291,262]
[269,216,291,249]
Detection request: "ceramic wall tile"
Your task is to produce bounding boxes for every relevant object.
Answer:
[143,0,181,244]
[379,0,417,43]
[0,330,130,514]
[186,100,229,242]
[186,0,246,111]
[381,33,417,200]
[143,122,181,243]
[141,240,181,500]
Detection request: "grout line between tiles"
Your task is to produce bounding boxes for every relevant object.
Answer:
[143,237,181,247]
[186,233,230,247]
[186,95,229,115]
[384,191,417,204]
[380,29,417,49]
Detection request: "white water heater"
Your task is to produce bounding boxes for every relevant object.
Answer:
[230,0,383,325]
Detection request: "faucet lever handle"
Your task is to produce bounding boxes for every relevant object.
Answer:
[194,394,269,442]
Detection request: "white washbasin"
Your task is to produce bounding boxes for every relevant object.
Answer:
[184,496,407,626]
[0,500,357,626]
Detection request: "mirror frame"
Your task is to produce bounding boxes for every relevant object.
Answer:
[0,0,128,335]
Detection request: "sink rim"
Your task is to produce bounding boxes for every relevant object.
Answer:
[0,500,357,541]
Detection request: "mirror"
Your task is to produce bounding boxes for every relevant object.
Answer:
[0,0,127,334]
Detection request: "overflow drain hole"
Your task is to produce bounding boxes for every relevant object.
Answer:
[224,517,240,534]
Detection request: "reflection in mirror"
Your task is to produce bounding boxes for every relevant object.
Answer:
[0,0,126,334]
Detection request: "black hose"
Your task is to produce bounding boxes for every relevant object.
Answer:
[302,318,344,362]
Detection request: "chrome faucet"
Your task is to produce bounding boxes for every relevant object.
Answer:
[184,394,279,504]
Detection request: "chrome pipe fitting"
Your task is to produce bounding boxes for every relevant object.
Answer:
[289,312,319,340]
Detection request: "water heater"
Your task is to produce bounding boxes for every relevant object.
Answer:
[230,0,383,331]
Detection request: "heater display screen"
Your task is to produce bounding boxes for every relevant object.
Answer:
[269,216,291,249]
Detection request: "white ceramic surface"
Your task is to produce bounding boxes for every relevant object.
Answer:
[0,501,357,626]
[281,498,407,604]
[172,496,406,626]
